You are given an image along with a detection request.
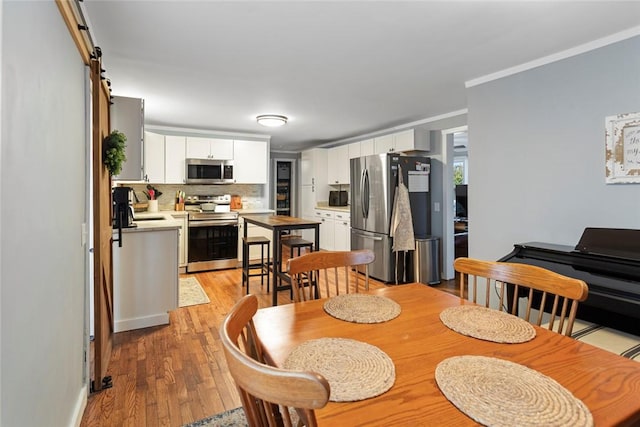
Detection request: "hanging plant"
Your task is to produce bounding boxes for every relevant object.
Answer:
[103,130,127,176]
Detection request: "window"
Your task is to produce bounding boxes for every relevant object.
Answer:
[453,157,468,185]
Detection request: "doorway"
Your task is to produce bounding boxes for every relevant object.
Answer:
[441,126,468,279]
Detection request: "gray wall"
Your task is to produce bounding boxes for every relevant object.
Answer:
[2,2,88,425]
[467,35,640,262]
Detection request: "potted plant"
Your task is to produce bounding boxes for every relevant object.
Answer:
[103,130,127,176]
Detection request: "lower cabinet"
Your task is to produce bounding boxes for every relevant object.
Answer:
[314,209,350,251]
[171,213,188,270]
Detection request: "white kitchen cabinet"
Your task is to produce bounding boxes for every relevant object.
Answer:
[334,211,351,251]
[186,137,234,160]
[234,140,267,183]
[112,96,144,181]
[360,139,374,156]
[113,227,178,332]
[327,145,349,185]
[164,136,186,184]
[171,212,188,269]
[348,142,362,159]
[143,131,165,183]
[373,129,426,154]
[315,209,335,251]
[300,149,329,220]
[374,134,395,154]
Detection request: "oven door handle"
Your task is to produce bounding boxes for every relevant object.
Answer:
[188,220,239,227]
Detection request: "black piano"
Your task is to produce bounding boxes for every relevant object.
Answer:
[499,227,640,336]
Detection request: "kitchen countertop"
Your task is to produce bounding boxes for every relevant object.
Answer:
[315,204,350,213]
[127,211,183,231]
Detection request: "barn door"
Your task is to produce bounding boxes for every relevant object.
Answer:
[91,57,114,392]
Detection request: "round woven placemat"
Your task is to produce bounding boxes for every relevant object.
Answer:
[323,294,401,323]
[284,338,395,402]
[440,305,536,343]
[435,355,593,427]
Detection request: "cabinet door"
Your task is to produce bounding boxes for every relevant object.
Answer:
[348,142,361,159]
[143,131,165,183]
[327,145,349,185]
[360,139,374,156]
[300,185,315,220]
[185,137,211,159]
[393,129,415,152]
[334,215,350,251]
[112,96,144,180]
[234,140,267,183]
[374,134,394,154]
[315,210,335,250]
[209,138,234,160]
[300,151,313,186]
[164,136,186,184]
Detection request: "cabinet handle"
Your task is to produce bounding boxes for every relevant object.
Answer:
[312,178,314,185]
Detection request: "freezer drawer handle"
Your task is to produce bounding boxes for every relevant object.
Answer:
[353,231,383,241]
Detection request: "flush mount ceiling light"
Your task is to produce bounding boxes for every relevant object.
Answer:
[256,114,288,127]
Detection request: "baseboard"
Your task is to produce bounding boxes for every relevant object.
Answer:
[114,313,169,333]
[70,386,88,427]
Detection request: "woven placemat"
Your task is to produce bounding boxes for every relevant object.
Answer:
[284,338,395,402]
[435,355,593,427]
[323,294,401,323]
[440,305,536,343]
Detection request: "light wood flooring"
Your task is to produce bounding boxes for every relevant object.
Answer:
[80,266,458,426]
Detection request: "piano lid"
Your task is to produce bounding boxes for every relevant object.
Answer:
[573,228,640,262]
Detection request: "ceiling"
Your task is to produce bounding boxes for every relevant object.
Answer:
[82,1,640,152]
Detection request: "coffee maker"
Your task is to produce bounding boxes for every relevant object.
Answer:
[113,187,136,230]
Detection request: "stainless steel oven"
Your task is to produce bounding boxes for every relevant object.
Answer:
[187,211,239,272]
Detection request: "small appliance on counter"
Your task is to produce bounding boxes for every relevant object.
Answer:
[329,190,348,206]
[112,186,136,248]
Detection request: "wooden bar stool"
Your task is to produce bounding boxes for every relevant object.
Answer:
[242,236,270,294]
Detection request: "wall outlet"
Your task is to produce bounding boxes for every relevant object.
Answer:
[434,202,440,212]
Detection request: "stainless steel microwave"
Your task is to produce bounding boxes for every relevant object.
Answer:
[185,158,234,184]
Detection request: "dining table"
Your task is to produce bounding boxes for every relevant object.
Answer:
[242,214,321,306]
[252,283,640,426]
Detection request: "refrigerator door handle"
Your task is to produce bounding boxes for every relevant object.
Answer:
[362,168,370,218]
[352,231,383,241]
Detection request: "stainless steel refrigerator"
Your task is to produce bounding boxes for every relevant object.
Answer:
[350,153,431,283]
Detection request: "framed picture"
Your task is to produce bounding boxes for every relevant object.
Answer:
[605,112,640,184]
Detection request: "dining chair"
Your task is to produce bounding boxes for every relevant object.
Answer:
[219,294,330,427]
[286,249,375,302]
[453,257,589,336]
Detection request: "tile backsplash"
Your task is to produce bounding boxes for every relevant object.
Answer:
[120,183,266,210]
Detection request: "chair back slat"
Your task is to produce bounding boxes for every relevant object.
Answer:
[287,250,375,302]
[220,295,330,426]
[454,257,588,336]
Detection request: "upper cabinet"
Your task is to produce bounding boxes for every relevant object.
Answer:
[234,140,267,184]
[360,139,374,156]
[327,145,349,185]
[372,129,429,154]
[143,131,165,183]
[164,136,186,184]
[111,96,144,180]
[185,137,233,160]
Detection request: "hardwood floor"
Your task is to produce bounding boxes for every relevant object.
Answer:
[80,267,458,426]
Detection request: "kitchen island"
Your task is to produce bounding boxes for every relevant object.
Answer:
[113,223,179,332]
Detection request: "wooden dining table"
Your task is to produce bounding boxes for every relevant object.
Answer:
[242,214,321,306]
[253,284,640,426]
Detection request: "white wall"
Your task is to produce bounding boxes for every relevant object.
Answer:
[467,35,640,263]
[2,2,88,425]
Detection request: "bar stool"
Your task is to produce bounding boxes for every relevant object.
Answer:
[281,237,314,298]
[242,236,270,294]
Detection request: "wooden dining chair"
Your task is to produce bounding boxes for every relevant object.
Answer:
[219,294,330,427]
[286,249,375,302]
[453,257,589,336]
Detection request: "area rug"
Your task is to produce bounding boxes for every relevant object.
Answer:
[183,407,247,427]
[179,277,210,307]
[570,319,640,361]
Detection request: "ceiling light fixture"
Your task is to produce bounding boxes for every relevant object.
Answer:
[256,114,288,127]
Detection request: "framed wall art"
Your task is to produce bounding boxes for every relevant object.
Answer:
[605,112,640,184]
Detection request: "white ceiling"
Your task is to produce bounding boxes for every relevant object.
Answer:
[82,1,640,152]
